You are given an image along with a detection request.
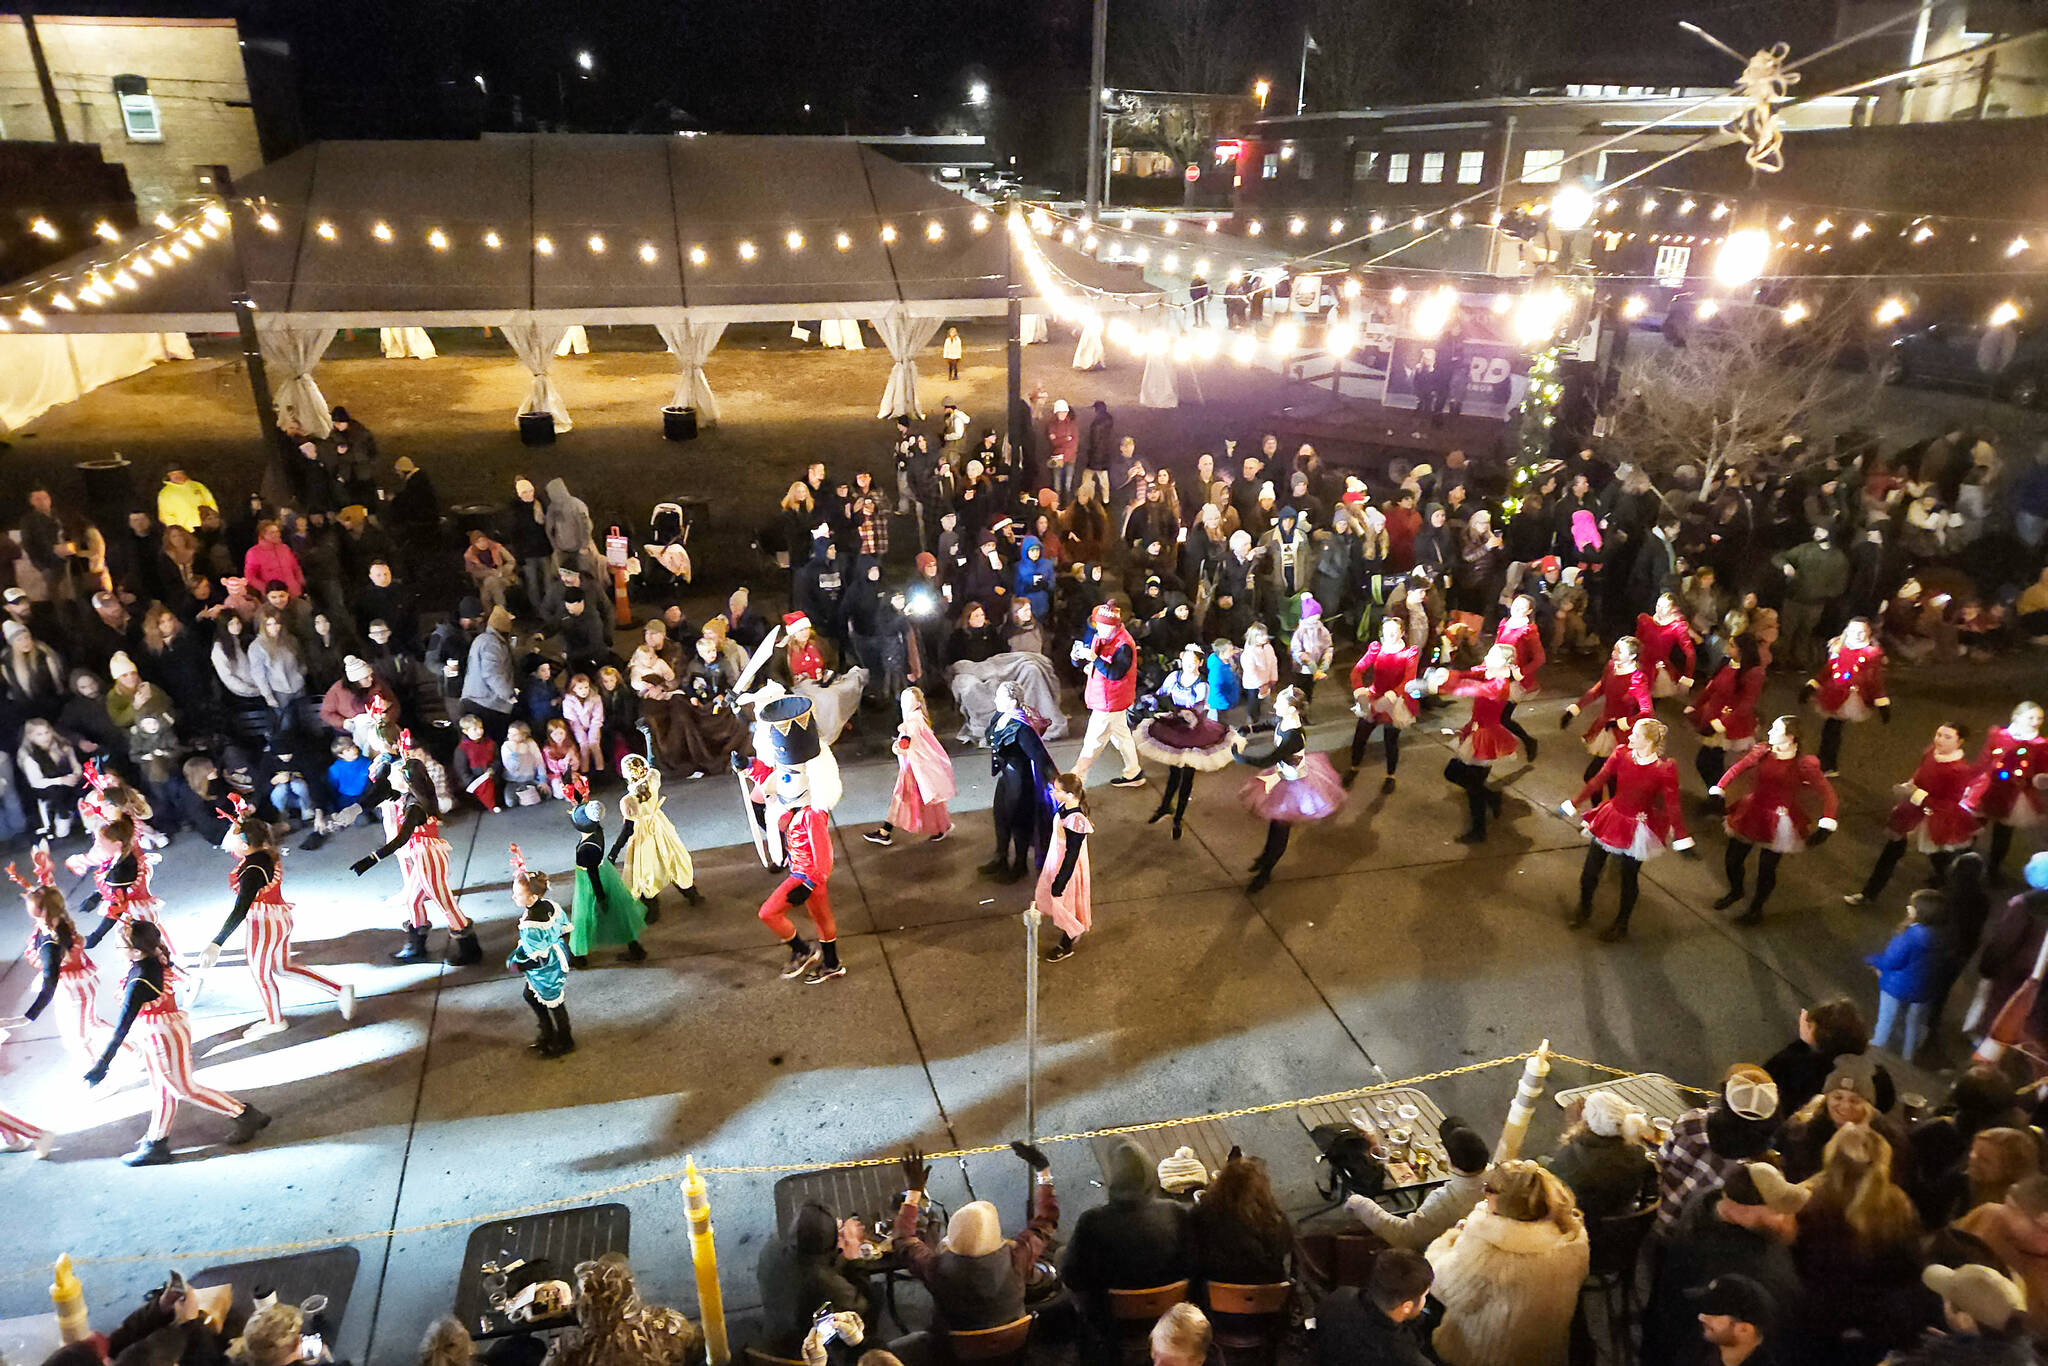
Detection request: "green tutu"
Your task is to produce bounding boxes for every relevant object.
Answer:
[570,860,646,953]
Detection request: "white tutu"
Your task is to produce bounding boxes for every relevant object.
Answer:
[1766,809,1805,855]
[1821,694,1873,723]
[1594,815,1666,861]
[1585,728,1618,758]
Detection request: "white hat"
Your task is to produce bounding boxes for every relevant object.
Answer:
[1582,1090,1643,1139]
[1157,1146,1209,1194]
[107,651,138,678]
[1722,1066,1779,1122]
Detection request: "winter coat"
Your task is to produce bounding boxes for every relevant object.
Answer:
[543,478,595,559]
[1867,920,1948,1003]
[1062,1140,1192,1323]
[1013,537,1055,619]
[1887,1331,2037,1366]
[1542,1130,1653,1222]
[1639,1189,1800,1366]
[1425,1208,1589,1366]
[461,628,518,714]
[754,1204,869,1359]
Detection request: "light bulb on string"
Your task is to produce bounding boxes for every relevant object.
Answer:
[133,258,154,277]
[203,204,229,227]
[534,235,555,255]
[1678,198,1696,215]
[1287,217,1305,236]
[1990,299,2021,327]
[785,229,804,252]
[1411,216,1426,232]
[1194,257,1210,275]
[372,221,393,242]
[971,212,989,232]
[1449,211,1465,228]
[51,292,75,311]
[1163,220,1180,236]
[1875,296,1909,324]
[199,220,221,239]
[1851,221,1871,239]
[1709,202,1729,220]
[154,213,176,231]
[1912,224,1934,243]
[1696,299,1719,320]
[738,240,757,261]
[114,270,136,291]
[94,221,120,242]
[428,228,449,250]
[257,212,279,232]
[484,230,503,249]
[925,220,944,242]
[1326,323,1358,356]
[1389,285,1408,304]
[881,224,898,243]
[835,231,853,251]
[1162,252,1179,271]
[28,218,58,241]
[1205,220,1219,234]
[587,234,606,254]
[1368,214,1385,233]
[1132,245,1150,263]
[638,242,658,263]
[1780,300,1809,325]
[169,241,190,259]
[1083,234,1099,250]
[2009,236,2031,257]
[151,246,173,265]
[1621,295,1647,320]
[1814,218,1833,235]
[19,306,44,327]
[1246,220,1263,236]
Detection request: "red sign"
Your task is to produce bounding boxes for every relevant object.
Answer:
[1184,164,1201,183]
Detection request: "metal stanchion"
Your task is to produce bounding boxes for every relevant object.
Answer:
[1024,906,1042,1141]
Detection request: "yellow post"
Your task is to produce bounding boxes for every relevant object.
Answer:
[51,1254,88,1343]
[1494,1039,1553,1162]
[682,1156,729,1365]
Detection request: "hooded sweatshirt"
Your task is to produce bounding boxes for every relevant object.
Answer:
[1062,1138,1191,1316]
[544,478,595,559]
[755,1202,868,1357]
[1013,536,1055,620]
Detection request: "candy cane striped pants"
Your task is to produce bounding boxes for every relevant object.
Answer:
[0,1107,44,1145]
[56,973,108,1058]
[140,1012,242,1141]
[248,907,344,1025]
[400,840,470,932]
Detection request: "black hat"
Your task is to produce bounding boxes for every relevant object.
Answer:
[760,694,820,766]
[1687,1274,1776,1328]
[1437,1115,1490,1174]
[457,596,483,620]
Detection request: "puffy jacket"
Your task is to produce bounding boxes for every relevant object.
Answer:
[461,628,518,714]
[1867,920,1948,1003]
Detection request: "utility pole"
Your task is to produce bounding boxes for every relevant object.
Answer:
[1084,0,1107,216]
[19,3,70,142]
[211,167,278,454]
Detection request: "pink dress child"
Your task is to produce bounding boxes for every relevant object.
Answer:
[885,692,956,838]
[563,685,606,772]
[1035,802,1094,956]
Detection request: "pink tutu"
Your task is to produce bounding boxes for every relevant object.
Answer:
[1239,752,1348,824]
[1137,712,1238,772]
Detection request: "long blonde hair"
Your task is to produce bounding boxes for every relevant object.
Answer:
[1488,1159,1581,1235]
[1807,1122,1918,1249]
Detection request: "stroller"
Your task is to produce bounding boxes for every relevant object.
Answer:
[638,500,697,599]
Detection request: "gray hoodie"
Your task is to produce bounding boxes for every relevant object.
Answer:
[544,478,594,557]
[461,624,517,714]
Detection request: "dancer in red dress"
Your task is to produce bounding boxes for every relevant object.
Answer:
[1962,700,2048,879]
[205,814,355,1036]
[5,850,108,1062]
[350,724,479,965]
[85,920,271,1166]
[1804,617,1888,775]
[1687,633,1766,791]
[1562,637,1652,781]
[1636,593,1697,702]
[1845,722,1980,906]
[1710,716,1839,925]
[1343,617,1421,792]
[1422,643,1523,844]
[1494,593,1546,761]
[743,694,845,984]
[1560,718,1692,941]
[76,814,169,955]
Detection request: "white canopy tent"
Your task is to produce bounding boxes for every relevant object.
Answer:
[8,135,1157,433]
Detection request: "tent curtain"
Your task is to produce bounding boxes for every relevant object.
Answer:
[1021,313,1048,344]
[1072,316,1105,372]
[503,319,573,432]
[257,323,338,438]
[379,327,436,359]
[869,308,943,419]
[1139,341,1179,409]
[655,317,728,427]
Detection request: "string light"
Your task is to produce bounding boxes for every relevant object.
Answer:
[1287,217,1306,236]
[133,258,154,277]
[1412,286,1457,338]
[1368,214,1386,233]
[427,228,449,250]
[153,213,176,231]
[50,292,75,311]
[1448,211,1464,228]
[484,230,503,248]
[1990,299,2021,326]
[151,246,173,265]
[93,221,120,242]
[881,224,898,243]
[1161,252,1179,271]
[1205,220,1219,234]
[169,241,189,259]
[1389,285,1408,304]
[1780,300,1809,325]
[785,229,804,251]
[203,204,229,227]
[1194,257,1210,275]
[1084,234,1098,250]
[2009,236,2031,257]
[20,306,44,327]
[925,220,944,242]
[29,218,58,241]
[113,270,137,291]
[1875,296,1909,323]
[372,221,394,242]
[1912,224,1934,243]
[1677,198,1696,215]
[586,234,606,253]
[971,212,989,232]
[1641,195,1658,213]
[1621,295,1648,320]
[1709,202,1729,220]
[1696,299,1719,320]
[1850,221,1871,239]
[1132,245,1149,263]
[1814,218,1833,235]
[1329,218,1345,235]
[1230,334,1257,363]
[639,242,658,263]
[1712,227,1771,286]
[738,240,757,261]
[1411,216,1426,231]
[534,235,555,255]
[689,245,708,265]
[1246,220,1263,235]
[1269,320,1301,354]
[1162,220,1180,236]
[1326,322,1358,355]
[257,212,279,232]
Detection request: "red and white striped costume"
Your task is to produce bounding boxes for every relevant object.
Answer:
[100,967,244,1142]
[1572,752,1689,860]
[229,856,345,1025]
[24,927,105,1056]
[1721,748,1839,853]
[0,1107,45,1147]
[92,852,170,955]
[1964,726,2048,829]
[381,803,470,932]
[1349,644,1421,729]
[1496,621,1546,701]
[1575,666,1653,757]
[1810,641,1888,721]
[1886,748,1982,853]
[1635,614,1696,699]
[747,758,837,941]
[1688,663,1766,750]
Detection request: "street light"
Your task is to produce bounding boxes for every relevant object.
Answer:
[968,80,989,106]
[1253,78,1271,110]
[576,50,594,73]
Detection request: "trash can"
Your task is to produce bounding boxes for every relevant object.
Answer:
[77,456,135,521]
[662,405,698,442]
[518,411,556,446]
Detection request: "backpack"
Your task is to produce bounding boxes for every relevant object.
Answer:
[1309,1122,1387,1202]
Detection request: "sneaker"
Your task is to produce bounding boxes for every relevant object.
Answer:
[1110,774,1148,788]
[243,1019,290,1041]
[1842,892,1867,906]
[1044,941,1076,963]
[802,961,847,985]
[781,949,821,980]
[122,1138,173,1167]
[863,830,893,846]
[930,828,949,842]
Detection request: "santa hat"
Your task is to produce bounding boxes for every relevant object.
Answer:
[1090,602,1122,628]
[782,611,812,635]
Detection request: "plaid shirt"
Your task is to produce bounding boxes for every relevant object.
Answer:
[1654,1105,1739,1229]
[859,509,889,557]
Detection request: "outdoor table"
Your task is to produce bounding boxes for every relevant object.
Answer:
[774,1164,939,1333]
[451,1203,629,1341]
[193,1246,360,1345]
[1090,1119,1239,1198]
[1553,1073,1694,1132]
[1294,1088,1454,1213]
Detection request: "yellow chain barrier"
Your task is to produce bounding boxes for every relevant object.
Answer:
[7,1048,1708,1276]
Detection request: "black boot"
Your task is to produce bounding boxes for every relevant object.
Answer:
[1568,902,1593,929]
[681,884,703,906]
[229,1103,272,1145]
[1148,801,1173,824]
[640,895,661,925]
[444,930,482,966]
[391,925,429,963]
[622,939,648,962]
[546,1006,576,1057]
[123,1137,174,1166]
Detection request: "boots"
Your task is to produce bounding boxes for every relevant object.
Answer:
[546,1006,575,1057]
[391,925,429,963]
[1147,800,1173,824]
[640,895,661,925]
[444,930,482,966]
[123,1137,173,1166]
[681,884,703,906]
[622,939,647,963]
[229,1103,272,1145]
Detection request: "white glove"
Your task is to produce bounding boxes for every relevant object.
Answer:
[1707,786,1723,798]
[199,943,222,971]
[1672,837,1696,852]
[1558,800,1578,819]
[1818,816,1839,832]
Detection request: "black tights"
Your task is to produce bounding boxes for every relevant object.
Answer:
[1157,766,1197,818]
[522,984,573,1048]
[1445,759,1495,837]
[1818,718,1847,773]
[1695,745,1729,790]
[1499,701,1535,757]
[1990,824,2018,879]
[1724,840,1784,913]
[1349,719,1401,775]
[1579,846,1643,929]
[1863,839,1955,899]
[1256,820,1292,872]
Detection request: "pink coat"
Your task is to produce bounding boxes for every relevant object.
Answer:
[1240,639,1279,692]
[562,691,605,749]
[886,713,956,837]
[243,540,304,598]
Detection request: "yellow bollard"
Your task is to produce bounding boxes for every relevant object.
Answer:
[1494,1039,1553,1163]
[51,1254,89,1343]
[682,1156,729,1365]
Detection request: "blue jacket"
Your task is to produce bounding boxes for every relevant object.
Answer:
[1014,536,1055,619]
[1205,652,1243,712]
[1867,921,1946,1003]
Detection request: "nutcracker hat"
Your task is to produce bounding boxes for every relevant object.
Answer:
[1090,602,1123,629]
[565,775,605,831]
[759,695,822,766]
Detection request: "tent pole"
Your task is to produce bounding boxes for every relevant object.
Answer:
[212,167,278,456]
[1083,0,1107,216]
[1006,197,1023,447]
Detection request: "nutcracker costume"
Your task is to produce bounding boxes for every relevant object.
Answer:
[566,778,648,964]
[9,850,108,1061]
[1804,619,1888,775]
[1561,718,1692,941]
[868,688,957,845]
[982,684,1057,883]
[506,845,574,1058]
[1847,726,1981,905]
[1963,702,2048,879]
[610,729,703,915]
[1234,686,1346,893]
[1495,595,1546,760]
[746,694,846,984]
[1070,603,1147,785]
[1428,644,1524,844]
[207,814,353,1035]
[1344,619,1421,792]
[1710,719,1839,925]
[85,919,271,1166]
[1636,596,1697,700]
[1563,638,1653,779]
[1037,774,1094,962]
[1136,647,1236,840]
[1687,634,1766,789]
[350,722,479,966]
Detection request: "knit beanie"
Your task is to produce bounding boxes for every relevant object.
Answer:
[1824,1053,1879,1105]
[1582,1090,1644,1139]
[943,1201,1004,1258]
[487,605,515,635]
[1157,1146,1209,1194]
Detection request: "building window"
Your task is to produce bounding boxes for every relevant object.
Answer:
[1654,244,1692,286]
[118,93,163,142]
[1386,152,1409,183]
[1261,153,1279,180]
[1456,150,1484,183]
[1521,148,1564,183]
[1420,151,1444,183]
[1297,149,1316,179]
[1352,150,1378,180]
